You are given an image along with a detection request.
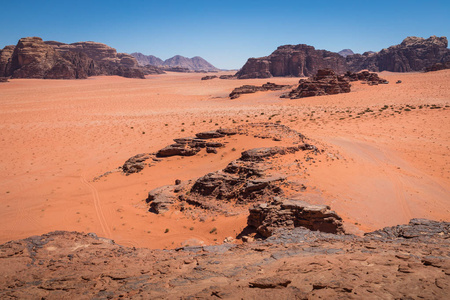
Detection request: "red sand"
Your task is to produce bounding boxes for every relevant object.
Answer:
[0,70,449,248]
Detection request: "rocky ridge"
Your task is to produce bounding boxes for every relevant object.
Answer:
[236,36,450,78]
[0,219,448,299]
[284,69,388,99]
[0,37,145,79]
[131,52,219,72]
[229,82,292,99]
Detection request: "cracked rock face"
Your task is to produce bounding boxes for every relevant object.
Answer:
[0,37,145,79]
[286,69,351,99]
[235,36,450,78]
[248,197,345,237]
[1,219,449,299]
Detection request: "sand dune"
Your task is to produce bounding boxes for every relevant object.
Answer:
[0,70,449,248]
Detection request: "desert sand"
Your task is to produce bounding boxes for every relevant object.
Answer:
[0,70,449,249]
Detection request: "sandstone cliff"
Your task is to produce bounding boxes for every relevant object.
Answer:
[236,36,450,78]
[236,44,347,79]
[346,36,450,72]
[0,37,145,79]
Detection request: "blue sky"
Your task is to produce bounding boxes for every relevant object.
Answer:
[1,0,449,69]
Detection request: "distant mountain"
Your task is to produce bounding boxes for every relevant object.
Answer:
[130,53,219,72]
[338,49,355,57]
[130,53,164,67]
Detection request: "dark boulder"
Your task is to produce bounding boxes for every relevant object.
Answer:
[248,198,345,237]
[287,69,351,99]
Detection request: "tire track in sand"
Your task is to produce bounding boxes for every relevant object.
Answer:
[80,173,112,238]
[341,139,413,221]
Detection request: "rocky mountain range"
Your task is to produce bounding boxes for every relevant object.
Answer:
[131,52,219,72]
[236,36,450,78]
[0,37,145,79]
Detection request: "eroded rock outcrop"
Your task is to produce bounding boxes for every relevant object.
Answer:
[0,37,145,79]
[236,36,450,78]
[236,44,347,79]
[424,61,450,72]
[1,219,449,299]
[229,82,291,99]
[365,218,449,240]
[286,69,351,99]
[248,197,344,237]
[342,70,389,85]
[346,36,450,73]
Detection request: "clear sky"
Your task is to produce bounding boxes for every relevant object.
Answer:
[1,0,449,69]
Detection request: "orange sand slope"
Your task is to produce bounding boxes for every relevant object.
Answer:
[0,70,449,248]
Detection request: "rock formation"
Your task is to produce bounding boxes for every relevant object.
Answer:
[342,70,389,84]
[236,44,347,78]
[236,36,450,78]
[130,52,219,72]
[201,75,217,80]
[229,82,291,99]
[424,61,450,72]
[0,37,145,79]
[248,197,344,237]
[346,36,450,73]
[1,219,449,299]
[286,69,351,99]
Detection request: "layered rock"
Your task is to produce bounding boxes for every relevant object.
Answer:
[2,219,449,299]
[248,197,344,237]
[236,36,450,78]
[0,37,145,79]
[346,36,450,72]
[236,44,347,78]
[424,61,450,72]
[286,69,351,99]
[365,218,449,240]
[229,82,291,99]
[342,70,389,84]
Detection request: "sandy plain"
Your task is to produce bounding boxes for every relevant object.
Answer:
[0,70,449,249]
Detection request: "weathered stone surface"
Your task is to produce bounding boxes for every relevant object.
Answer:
[342,70,389,84]
[248,198,345,237]
[365,218,450,240]
[156,144,201,157]
[2,219,448,299]
[236,44,347,78]
[424,61,450,72]
[236,36,450,78]
[216,128,237,135]
[195,131,225,139]
[240,146,301,161]
[206,147,218,154]
[0,37,145,79]
[219,74,235,79]
[0,45,15,77]
[146,185,177,213]
[122,153,152,175]
[286,69,351,99]
[346,36,450,73]
[230,82,290,99]
[201,75,217,80]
